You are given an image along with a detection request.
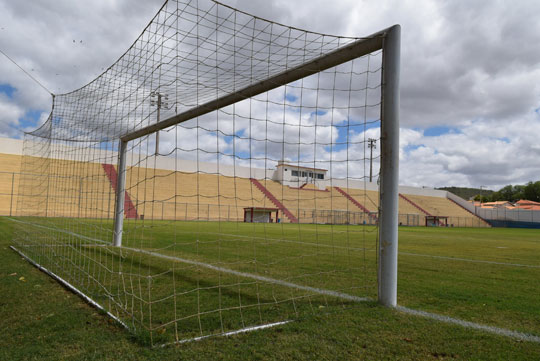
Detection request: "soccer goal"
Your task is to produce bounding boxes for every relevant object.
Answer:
[12,0,399,346]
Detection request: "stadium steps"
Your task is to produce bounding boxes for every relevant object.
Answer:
[17,159,115,219]
[399,193,447,226]
[260,180,364,224]
[101,164,138,219]
[447,197,491,227]
[334,186,378,221]
[249,178,298,223]
[122,168,267,221]
[399,193,432,216]
[404,194,490,227]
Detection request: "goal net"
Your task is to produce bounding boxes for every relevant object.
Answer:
[13,0,399,345]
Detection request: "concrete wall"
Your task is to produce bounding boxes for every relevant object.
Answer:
[397,186,448,197]
[477,207,540,223]
[0,138,24,155]
[446,191,476,213]
[0,137,475,200]
[446,189,540,224]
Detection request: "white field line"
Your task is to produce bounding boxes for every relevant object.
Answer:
[7,217,540,343]
[9,245,129,331]
[158,320,292,347]
[399,251,540,269]
[17,241,540,270]
[7,217,372,252]
[397,306,540,343]
[189,230,371,252]
[121,245,370,303]
[9,217,539,269]
[124,246,540,344]
[7,217,110,245]
[8,217,369,302]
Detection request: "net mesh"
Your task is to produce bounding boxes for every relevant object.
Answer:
[14,0,384,345]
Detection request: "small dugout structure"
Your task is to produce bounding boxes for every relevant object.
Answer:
[243,207,279,223]
[425,215,449,227]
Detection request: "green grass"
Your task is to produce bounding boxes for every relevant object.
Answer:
[398,227,540,335]
[2,217,540,360]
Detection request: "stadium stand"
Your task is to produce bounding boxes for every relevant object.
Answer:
[123,167,268,222]
[341,188,380,213]
[0,154,21,216]
[0,137,491,227]
[256,180,372,224]
[102,164,138,219]
[45,159,115,219]
[404,194,489,227]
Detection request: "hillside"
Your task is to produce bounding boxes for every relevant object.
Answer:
[437,186,493,200]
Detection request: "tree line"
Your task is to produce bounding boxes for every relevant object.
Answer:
[474,181,540,203]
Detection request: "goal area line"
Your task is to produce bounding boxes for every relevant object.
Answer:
[9,244,294,347]
[9,245,129,331]
[397,306,540,344]
[11,243,540,346]
[8,218,538,269]
[8,217,540,344]
[157,320,292,348]
[7,217,370,302]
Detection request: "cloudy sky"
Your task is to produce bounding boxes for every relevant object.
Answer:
[1,0,539,190]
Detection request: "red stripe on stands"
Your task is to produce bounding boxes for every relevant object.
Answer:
[250,179,298,223]
[399,193,432,216]
[334,187,378,220]
[101,164,138,219]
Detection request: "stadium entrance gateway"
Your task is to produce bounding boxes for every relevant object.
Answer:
[243,207,279,223]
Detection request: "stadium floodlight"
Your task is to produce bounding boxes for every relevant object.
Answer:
[368,138,376,182]
[13,0,399,345]
[150,91,170,155]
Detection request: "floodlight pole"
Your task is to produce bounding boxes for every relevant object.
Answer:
[151,92,168,155]
[113,140,128,247]
[368,138,377,182]
[378,25,400,307]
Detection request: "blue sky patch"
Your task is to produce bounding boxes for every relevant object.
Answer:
[285,93,298,102]
[422,126,462,137]
[331,126,349,152]
[0,83,16,98]
[404,144,422,153]
[310,109,327,117]
[20,110,43,129]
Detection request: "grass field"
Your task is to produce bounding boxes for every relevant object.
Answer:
[2,216,540,360]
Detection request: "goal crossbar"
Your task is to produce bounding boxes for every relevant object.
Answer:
[15,1,401,343]
[120,27,393,143]
[113,24,401,308]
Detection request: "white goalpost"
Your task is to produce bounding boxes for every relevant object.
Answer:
[13,0,399,346]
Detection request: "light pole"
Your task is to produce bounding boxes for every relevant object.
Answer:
[368,138,377,182]
[150,91,169,155]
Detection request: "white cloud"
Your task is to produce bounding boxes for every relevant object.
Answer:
[1,0,539,189]
[399,109,540,188]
